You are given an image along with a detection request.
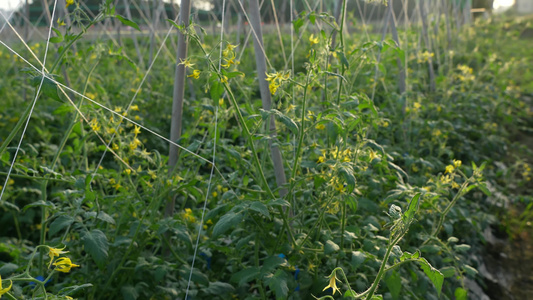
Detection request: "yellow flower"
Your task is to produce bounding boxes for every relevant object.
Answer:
[317,156,325,163]
[221,53,237,68]
[66,0,74,8]
[179,58,195,69]
[107,127,116,134]
[188,69,201,79]
[220,76,228,84]
[309,34,319,46]
[268,82,280,95]
[112,143,119,151]
[440,174,452,184]
[53,257,80,273]
[453,159,462,168]
[286,104,296,112]
[212,191,218,197]
[322,271,340,295]
[445,165,455,174]
[57,18,66,26]
[124,169,132,175]
[183,208,196,222]
[315,123,325,130]
[48,246,68,267]
[133,125,141,136]
[0,275,12,298]
[130,104,139,111]
[89,119,100,132]
[148,170,157,180]
[451,181,460,189]
[222,43,238,58]
[368,149,378,161]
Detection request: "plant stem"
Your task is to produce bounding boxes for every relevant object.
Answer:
[335,0,348,106]
[255,234,267,299]
[365,234,402,299]
[0,95,38,158]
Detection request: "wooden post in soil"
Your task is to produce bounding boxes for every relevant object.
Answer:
[123,0,143,66]
[389,0,406,95]
[443,0,452,48]
[149,0,162,68]
[330,0,343,50]
[166,0,191,217]
[113,0,122,47]
[248,0,288,200]
[419,0,436,92]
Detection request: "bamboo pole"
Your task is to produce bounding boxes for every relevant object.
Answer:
[166,0,191,217]
[248,0,288,200]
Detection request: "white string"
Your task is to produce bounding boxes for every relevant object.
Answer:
[185,0,225,296]
[185,105,218,298]
[0,0,59,203]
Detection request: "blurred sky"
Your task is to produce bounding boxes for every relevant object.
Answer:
[0,0,518,14]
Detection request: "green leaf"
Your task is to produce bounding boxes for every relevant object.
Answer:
[463,265,478,277]
[116,15,140,31]
[230,267,260,286]
[120,285,138,300]
[210,80,225,102]
[32,75,62,102]
[50,28,63,43]
[476,183,491,196]
[212,212,244,238]
[385,270,402,300]
[292,18,304,34]
[338,165,356,193]
[49,36,63,43]
[178,267,209,285]
[420,244,441,254]
[23,200,55,211]
[439,266,456,278]
[418,257,444,296]
[338,51,350,68]
[205,282,235,295]
[167,19,184,32]
[351,251,366,270]
[344,290,359,297]
[249,202,270,218]
[81,229,109,268]
[403,193,421,223]
[49,215,75,236]
[57,283,93,296]
[324,240,340,254]
[270,109,298,134]
[0,263,19,276]
[454,287,468,300]
[309,12,316,24]
[453,244,471,253]
[265,270,289,300]
[261,256,286,274]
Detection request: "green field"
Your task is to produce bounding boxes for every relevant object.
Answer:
[0,1,532,299]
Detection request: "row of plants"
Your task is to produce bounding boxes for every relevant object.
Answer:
[0,0,532,299]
